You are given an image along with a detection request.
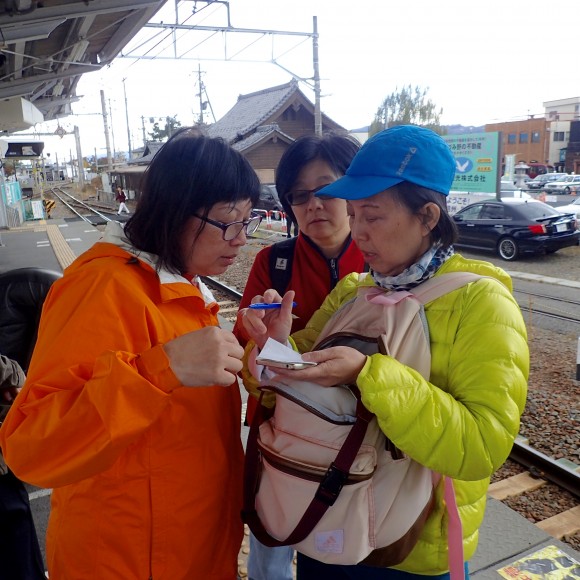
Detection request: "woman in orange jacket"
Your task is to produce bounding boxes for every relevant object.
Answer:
[0,128,262,579]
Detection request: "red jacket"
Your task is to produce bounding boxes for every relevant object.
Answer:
[0,232,244,579]
[233,233,365,422]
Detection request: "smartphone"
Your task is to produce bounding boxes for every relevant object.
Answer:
[256,358,317,370]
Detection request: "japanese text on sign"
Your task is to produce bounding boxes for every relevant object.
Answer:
[443,132,501,194]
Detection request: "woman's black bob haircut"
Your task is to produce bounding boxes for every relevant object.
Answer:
[124,127,260,274]
[389,182,458,248]
[275,132,360,224]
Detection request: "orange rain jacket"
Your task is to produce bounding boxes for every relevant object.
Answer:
[0,223,244,579]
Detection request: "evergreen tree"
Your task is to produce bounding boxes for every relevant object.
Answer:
[148,115,182,141]
[371,85,445,136]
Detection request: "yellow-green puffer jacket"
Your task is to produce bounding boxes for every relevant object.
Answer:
[290,253,529,574]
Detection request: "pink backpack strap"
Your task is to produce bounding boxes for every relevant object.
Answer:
[411,272,483,305]
[444,476,465,580]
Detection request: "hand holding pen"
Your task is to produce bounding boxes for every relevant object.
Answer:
[248,301,297,310]
[243,290,296,349]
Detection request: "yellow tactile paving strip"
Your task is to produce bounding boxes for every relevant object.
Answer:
[46,224,76,270]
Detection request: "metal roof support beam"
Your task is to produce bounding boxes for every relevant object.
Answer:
[100,6,167,63]
[0,64,99,100]
[11,41,25,80]
[34,95,81,111]
[0,1,165,27]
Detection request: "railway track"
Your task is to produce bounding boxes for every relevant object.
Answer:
[50,187,113,224]
[515,288,580,326]
[202,275,580,547]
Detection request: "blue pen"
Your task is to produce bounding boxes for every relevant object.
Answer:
[249,302,297,310]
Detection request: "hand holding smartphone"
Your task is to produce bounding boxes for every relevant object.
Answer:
[255,357,317,370]
[255,337,316,370]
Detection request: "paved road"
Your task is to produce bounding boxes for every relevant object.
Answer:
[460,245,580,284]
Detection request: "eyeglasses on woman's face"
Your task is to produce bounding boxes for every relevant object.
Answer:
[193,213,262,241]
[286,184,335,206]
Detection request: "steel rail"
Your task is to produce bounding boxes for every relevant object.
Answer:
[52,187,112,223]
[517,305,580,325]
[510,439,580,498]
[514,289,580,307]
[202,276,243,300]
[51,190,93,224]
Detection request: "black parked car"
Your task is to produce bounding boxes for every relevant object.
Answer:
[452,199,579,261]
[255,184,283,214]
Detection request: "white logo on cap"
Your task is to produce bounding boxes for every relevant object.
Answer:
[396,147,417,176]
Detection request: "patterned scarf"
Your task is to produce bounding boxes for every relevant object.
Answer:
[371,243,455,291]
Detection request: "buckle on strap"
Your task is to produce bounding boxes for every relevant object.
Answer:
[315,463,347,506]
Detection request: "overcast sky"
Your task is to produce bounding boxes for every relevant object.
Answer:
[18,0,580,163]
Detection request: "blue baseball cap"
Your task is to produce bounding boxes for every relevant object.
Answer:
[317,125,456,199]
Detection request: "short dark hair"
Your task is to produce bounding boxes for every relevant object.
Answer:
[124,128,260,273]
[275,133,360,224]
[389,182,458,248]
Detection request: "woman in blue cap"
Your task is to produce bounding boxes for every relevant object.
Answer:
[240,125,529,579]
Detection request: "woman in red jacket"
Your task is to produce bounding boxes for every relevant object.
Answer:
[0,128,261,579]
[233,133,366,580]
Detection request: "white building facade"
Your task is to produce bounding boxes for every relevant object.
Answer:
[543,96,580,169]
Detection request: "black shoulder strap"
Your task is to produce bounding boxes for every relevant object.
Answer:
[268,236,298,295]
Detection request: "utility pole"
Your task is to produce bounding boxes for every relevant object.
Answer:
[100,89,113,171]
[74,126,85,189]
[108,99,117,158]
[0,166,8,238]
[194,64,215,125]
[312,16,321,136]
[197,63,205,124]
[141,116,147,146]
[123,78,132,159]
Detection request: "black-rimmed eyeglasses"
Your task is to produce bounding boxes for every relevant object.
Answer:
[193,213,262,241]
[287,184,335,206]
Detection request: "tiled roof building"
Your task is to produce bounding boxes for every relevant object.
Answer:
[112,79,347,191]
[207,79,347,183]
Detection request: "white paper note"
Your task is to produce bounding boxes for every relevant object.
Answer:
[256,338,307,364]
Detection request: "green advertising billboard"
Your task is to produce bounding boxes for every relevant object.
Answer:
[443,132,501,194]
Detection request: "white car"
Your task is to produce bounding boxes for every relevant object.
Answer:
[556,197,580,220]
[499,181,532,199]
[544,175,580,195]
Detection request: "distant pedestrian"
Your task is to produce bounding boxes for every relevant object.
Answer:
[115,185,130,214]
